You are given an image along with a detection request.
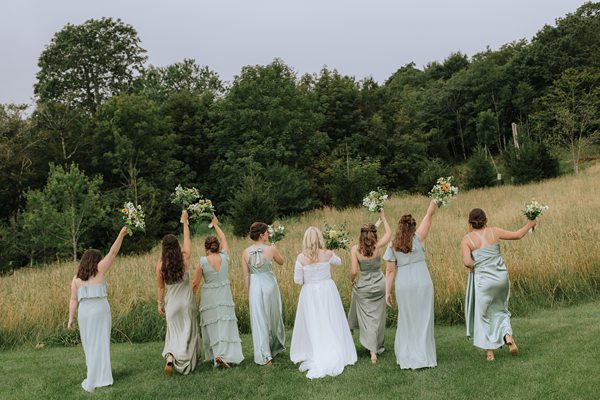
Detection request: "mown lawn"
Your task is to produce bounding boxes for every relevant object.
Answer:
[1,301,599,400]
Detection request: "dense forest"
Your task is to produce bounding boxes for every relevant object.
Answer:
[1,3,599,270]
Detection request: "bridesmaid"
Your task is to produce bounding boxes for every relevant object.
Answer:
[461,208,537,361]
[241,222,286,366]
[67,226,128,392]
[347,210,391,364]
[192,215,244,368]
[383,200,438,369]
[156,210,200,375]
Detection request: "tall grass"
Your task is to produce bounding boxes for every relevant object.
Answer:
[1,164,600,348]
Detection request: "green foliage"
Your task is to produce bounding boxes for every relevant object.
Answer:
[20,163,107,262]
[415,158,450,195]
[34,17,147,111]
[261,164,319,215]
[503,139,559,184]
[331,157,383,208]
[465,149,497,189]
[229,175,277,237]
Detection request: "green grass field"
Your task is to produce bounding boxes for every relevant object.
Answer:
[1,301,598,400]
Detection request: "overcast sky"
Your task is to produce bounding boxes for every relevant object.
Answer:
[0,0,589,105]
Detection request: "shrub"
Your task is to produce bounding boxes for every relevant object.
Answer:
[503,139,560,184]
[330,157,383,209]
[416,158,449,195]
[465,148,497,189]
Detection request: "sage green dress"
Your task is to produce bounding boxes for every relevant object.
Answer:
[248,245,286,365]
[383,236,437,369]
[347,255,386,354]
[77,282,112,392]
[199,252,244,365]
[465,242,513,350]
[161,271,200,374]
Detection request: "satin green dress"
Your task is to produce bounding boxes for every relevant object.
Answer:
[162,271,201,374]
[248,245,286,365]
[465,242,513,350]
[77,282,112,392]
[199,252,244,365]
[383,236,437,369]
[347,256,386,354]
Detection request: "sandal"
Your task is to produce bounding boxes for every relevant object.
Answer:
[215,356,231,369]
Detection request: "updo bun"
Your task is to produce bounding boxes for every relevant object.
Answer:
[249,222,268,241]
[468,208,487,229]
[204,236,220,253]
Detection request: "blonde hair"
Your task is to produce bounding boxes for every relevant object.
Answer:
[303,226,324,263]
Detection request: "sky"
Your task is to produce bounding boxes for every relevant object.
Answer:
[0,0,590,105]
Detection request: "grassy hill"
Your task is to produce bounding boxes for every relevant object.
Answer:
[1,163,600,348]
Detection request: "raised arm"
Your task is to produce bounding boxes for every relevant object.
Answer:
[271,244,285,266]
[97,226,128,274]
[492,220,537,241]
[67,277,78,329]
[181,210,191,268]
[416,200,437,243]
[241,249,250,291]
[385,261,396,307]
[350,246,359,283]
[156,260,165,316]
[211,215,229,253]
[375,210,392,249]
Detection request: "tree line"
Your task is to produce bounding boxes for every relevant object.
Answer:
[1,3,599,270]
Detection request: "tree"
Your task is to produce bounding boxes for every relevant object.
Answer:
[503,138,559,184]
[229,174,277,237]
[331,157,383,209]
[35,17,147,111]
[20,163,107,262]
[465,148,496,189]
[536,68,600,174]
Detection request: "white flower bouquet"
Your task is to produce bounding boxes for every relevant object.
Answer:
[188,198,216,228]
[362,188,388,212]
[323,223,350,250]
[170,185,200,209]
[121,202,146,236]
[522,199,549,232]
[429,176,458,207]
[268,224,286,244]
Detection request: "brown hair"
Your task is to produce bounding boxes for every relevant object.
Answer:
[393,214,417,254]
[77,249,102,281]
[161,234,184,284]
[204,236,220,254]
[468,208,488,229]
[249,222,268,241]
[358,223,378,257]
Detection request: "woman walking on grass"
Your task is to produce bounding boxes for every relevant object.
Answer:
[242,222,286,366]
[67,226,128,392]
[462,208,537,361]
[156,210,200,375]
[193,215,244,368]
[347,210,391,364]
[384,200,438,369]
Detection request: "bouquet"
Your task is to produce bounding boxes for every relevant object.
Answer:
[170,185,200,209]
[429,176,458,207]
[362,188,388,227]
[268,224,286,244]
[522,199,549,232]
[121,202,146,236]
[323,223,350,250]
[188,198,216,228]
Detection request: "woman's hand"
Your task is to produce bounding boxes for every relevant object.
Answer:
[211,214,219,227]
[157,302,165,316]
[529,219,538,229]
[67,320,73,330]
[386,293,393,307]
[378,209,386,219]
[119,226,128,237]
[181,209,189,224]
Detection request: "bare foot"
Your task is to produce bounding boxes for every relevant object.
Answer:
[505,335,519,356]
[165,354,174,375]
[486,350,495,361]
[370,352,377,364]
[265,360,273,367]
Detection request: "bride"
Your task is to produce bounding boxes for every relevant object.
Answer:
[290,227,357,379]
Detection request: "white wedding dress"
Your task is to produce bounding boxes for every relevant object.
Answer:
[290,253,357,379]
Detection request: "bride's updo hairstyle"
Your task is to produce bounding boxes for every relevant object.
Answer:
[359,223,378,257]
[77,249,102,281]
[468,208,487,229]
[204,236,220,254]
[393,215,417,254]
[303,227,325,263]
[249,222,269,241]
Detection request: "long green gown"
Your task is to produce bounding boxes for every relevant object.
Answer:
[161,271,201,374]
[247,245,286,365]
[199,252,244,365]
[465,241,513,350]
[347,256,386,354]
